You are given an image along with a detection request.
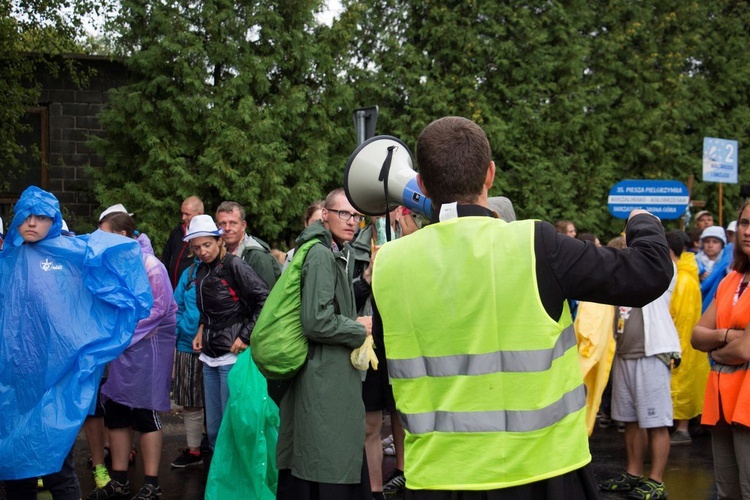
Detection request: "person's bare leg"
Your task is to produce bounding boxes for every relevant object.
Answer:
[84,417,106,466]
[624,422,647,477]
[140,430,163,477]
[647,427,670,482]
[108,427,133,472]
[365,411,384,492]
[675,418,689,433]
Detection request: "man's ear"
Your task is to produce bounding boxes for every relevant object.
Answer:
[417,174,430,198]
[484,161,496,191]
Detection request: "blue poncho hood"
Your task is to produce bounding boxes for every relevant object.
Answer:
[5,186,63,246]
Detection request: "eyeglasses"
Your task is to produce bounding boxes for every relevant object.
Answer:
[327,208,365,223]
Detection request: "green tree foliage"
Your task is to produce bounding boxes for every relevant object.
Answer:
[1,0,111,191]
[333,0,750,236]
[90,0,357,249]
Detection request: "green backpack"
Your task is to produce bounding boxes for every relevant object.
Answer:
[250,239,319,380]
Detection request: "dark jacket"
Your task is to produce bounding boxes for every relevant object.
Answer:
[195,252,269,358]
[350,224,374,314]
[239,235,282,289]
[161,224,193,290]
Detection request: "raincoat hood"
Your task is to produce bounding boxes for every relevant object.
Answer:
[296,219,333,249]
[5,186,63,247]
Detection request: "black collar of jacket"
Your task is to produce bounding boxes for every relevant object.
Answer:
[429,204,498,224]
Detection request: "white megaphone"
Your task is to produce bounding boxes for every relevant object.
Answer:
[344,136,433,218]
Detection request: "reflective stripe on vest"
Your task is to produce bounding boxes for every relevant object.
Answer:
[401,384,585,434]
[372,217,590,490]
[389,324,577,379]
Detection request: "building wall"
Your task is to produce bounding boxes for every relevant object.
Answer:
[4,55,130,231]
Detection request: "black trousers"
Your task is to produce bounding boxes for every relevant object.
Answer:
[3,447,81,500]
[404,465,601,500]
[276,451,372,500]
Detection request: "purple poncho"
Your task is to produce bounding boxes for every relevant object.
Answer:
[102,234,177,411]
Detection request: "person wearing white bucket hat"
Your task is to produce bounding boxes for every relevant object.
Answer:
[98,204,133,222]
[184,214,270,450]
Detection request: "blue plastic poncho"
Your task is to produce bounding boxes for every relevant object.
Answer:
[0,186,153,480]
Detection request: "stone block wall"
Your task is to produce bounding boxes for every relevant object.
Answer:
[4,55,130,231]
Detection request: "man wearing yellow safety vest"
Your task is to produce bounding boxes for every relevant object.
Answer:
[371,116,674,499]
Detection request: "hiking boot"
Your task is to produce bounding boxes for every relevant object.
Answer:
[131,483,162,500]
[626,478,668,499]
[170,449,203,468]
[92,464,112,489]
[599,472,642,492]
[670,430,692,445]
[86,479,130,499]
[383,470,406,495]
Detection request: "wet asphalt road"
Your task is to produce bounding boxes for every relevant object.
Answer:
[44,412,715,500]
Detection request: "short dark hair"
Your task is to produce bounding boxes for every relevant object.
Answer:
[733,201,750,274]
[577,232,597,244]
[325,188,346,209]
[416,116,491,207]
[687,227,703,245]
[102,212,136,239]
[216,201,246,221]
[665,231,685,257]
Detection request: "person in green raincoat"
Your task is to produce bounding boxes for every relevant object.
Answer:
[276,188,373,500]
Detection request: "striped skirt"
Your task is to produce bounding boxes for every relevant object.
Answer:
[173,350,204,408]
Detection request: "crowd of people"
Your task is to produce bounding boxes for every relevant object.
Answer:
[1,116,749,500]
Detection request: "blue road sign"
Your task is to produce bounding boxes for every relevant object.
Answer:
[703,137,738,184]
[608,180,690,220]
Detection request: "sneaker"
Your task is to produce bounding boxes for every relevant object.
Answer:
[131,483,162,500]
[93,464,112,489]
[383,443,396,456]
[381,434,394,447]
[383,470,406,495]
[170,449,203,468]
[86,479,130,500]
[599,472,643,492]
[670,430,692,445]
[626,478,668,499]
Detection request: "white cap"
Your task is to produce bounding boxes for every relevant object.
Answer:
[701,226,727,245]
[183,214,223,241]
[727,220,737,233]
[0,216,3,235]
[99,203,133,222]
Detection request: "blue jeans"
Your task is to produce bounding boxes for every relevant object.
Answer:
[203,362,234,448]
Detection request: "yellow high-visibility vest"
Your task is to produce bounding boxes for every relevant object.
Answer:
[372,216,589,491]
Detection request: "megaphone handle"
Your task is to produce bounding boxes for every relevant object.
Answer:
[378,146,396,242]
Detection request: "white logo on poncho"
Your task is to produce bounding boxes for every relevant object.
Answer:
[40,258,63,271]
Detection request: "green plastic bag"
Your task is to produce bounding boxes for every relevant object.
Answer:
[251,239,319,379]
[204,346,279,499]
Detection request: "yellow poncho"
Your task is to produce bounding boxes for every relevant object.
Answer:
[575,301,616,436]
[670,252,709,420]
